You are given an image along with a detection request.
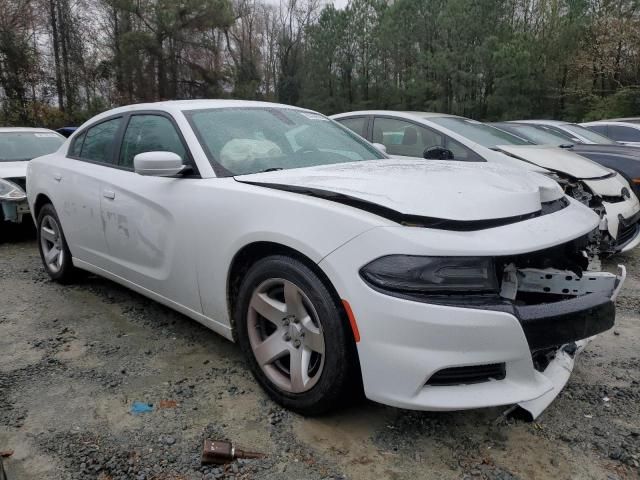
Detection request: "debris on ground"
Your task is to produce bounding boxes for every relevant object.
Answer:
[158,400,178,409]
[201,439,266,465]
[130,402,154,415]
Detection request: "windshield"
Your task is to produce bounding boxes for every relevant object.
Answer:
[563,124,616,144]
[428,117,531,148]
[0,131,64,162]
[497,124,574,145]
[185,107,385,175]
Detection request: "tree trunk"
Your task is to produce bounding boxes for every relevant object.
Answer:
[49,0,64,111]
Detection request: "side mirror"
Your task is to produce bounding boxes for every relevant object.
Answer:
[372,142,387,153]
[423,146,454,160]
[134,151,186,177]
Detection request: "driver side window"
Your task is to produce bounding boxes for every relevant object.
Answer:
[119,114,187,169]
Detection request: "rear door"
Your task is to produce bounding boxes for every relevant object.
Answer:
[99,111,203,311]
[54,116,124,266]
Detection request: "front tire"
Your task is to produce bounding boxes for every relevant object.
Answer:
[235,255,359,415]
[36,203,78,283]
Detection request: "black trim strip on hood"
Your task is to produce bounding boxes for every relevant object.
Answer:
[239,180,570,231]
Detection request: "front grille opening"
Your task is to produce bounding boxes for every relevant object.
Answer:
[425,363,506,386]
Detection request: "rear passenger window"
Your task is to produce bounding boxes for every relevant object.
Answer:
[119,115,186,168]
[587,124,609,136]
[79,118,123,164]
[608,125,640,142]
[337,117,367,137]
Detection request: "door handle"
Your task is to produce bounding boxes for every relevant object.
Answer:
[54,174,62,182]
[103,190,116,200]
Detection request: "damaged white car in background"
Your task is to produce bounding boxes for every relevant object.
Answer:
[27,100,624,419]
[0,127,65,227]
[332,111,640,264]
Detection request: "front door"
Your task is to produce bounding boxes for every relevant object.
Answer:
[99,113,202,312]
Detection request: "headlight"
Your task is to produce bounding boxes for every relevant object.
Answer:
[360,255,499,294]
[0,178,27,201]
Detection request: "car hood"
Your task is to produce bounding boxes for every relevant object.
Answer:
[496,145,612,179]
[0,161,28,179]
[235,159,564,222]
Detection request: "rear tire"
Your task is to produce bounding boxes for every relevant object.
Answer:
[36,203,79,283]
[235,255,359,415]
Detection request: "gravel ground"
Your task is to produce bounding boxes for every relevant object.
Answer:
[1,226,639,480]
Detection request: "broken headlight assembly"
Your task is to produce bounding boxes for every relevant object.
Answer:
[0,178,27,202]
[360,255,499,294]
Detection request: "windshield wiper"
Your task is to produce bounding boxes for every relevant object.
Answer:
[257,167,284,173]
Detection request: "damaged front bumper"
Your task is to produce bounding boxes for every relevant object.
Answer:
[609,208,640,253]
[517,338,591,420]
[508,265,625,419]
[582,175,640,254]
[0,177,29,224]
[320,202,621,418]
[323,254,624,418]
[1,199,30,223]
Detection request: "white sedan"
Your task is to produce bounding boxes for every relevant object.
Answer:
[0,128,65,226]
[27,100,624,418]
[332,111,640,257]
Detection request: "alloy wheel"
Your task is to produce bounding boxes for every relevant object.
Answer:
[247,278,325,393]
[40,214,64,274]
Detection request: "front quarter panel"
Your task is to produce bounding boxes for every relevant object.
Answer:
[194,179,390,329]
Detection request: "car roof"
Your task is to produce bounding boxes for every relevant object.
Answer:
[605,117,640,122]
[510,120,572,126]
[104,99,310,116]
[581,120,640,128]
[331,110,462,121]
[77,100,316,130]
[0,127,60,134]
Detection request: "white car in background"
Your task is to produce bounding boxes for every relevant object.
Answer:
[580,121,640,147]
[332,111,640,257]
[0,128,64,226]
[511,119,617,145]
[27,100,624,419]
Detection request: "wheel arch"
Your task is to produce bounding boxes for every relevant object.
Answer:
[226,241,359,348]
[33,193,53,220]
